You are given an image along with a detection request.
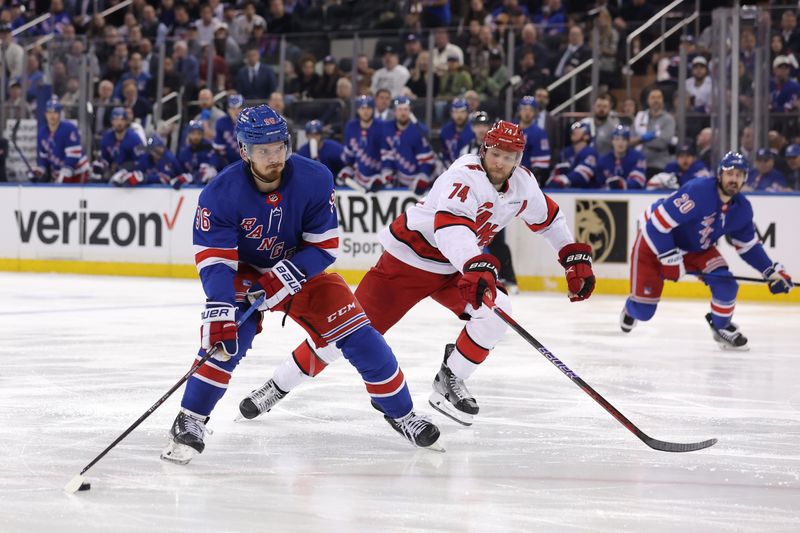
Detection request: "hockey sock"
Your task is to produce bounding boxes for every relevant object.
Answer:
[338,326,412,419]
[706,270,738,330]
[625,298,657,321]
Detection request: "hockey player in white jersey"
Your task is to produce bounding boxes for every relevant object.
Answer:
[240,120,596,426]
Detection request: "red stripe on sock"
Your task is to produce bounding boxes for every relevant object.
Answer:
[195,361,231,385]
[456,328,490,364]
[365,368,406,397]
[292,340,328,377]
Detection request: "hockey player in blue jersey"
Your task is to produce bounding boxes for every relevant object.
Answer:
[517,96,551,178]
[649,143,712,190]
[178,120,222,186]
[338,94,385,191]
[98,107,147,185]
[117,134,192,187]
[620,152,793,350]
[161,104,442,464]
[213,93,244,167]
[297,119,344,176]
[439,97,474,168]
[597,125,648,189]
[34,96,90,183]
[546,121,600,188]
[380,95,435,195]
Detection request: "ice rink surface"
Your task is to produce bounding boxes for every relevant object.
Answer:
[1,272,799,533]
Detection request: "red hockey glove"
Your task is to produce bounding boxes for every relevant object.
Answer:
[558,243,595,302]
[458,254,500,309]
[247,259,307,312]
[764,262,793,294]
[658,248,685,281]
[201,302,238,362]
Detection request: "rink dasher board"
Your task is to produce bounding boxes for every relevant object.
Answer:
[0,184,798,302]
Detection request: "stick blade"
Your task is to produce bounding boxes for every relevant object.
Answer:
[64,474,87,494]
[643,436,718,453]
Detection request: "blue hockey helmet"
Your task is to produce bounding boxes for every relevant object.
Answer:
[612,124,631,139]
[392,95,411,108]
[304,119,323,135]
[786,143,800,158]
[355,94,375,109]
[717,151,749,176]
[186,120,204,134]
[451,97,468,111]
[570,120,592,141]
[110,107,127,120]
[45,96,63,113]
[235,104,291,159]
[147,134,166,150]
[228,93,245,109]
[517,95,538,110]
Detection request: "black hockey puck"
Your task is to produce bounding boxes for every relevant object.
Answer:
[78,482,91,491]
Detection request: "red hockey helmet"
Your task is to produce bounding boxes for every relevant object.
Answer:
[483,120,526,153]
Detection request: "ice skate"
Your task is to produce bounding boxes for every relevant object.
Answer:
[705,313,749,351]
[429,344,479,426]
[238,379,288,420]
[619,308,637,333]
[161,410,211,465]
[384,411,444,452]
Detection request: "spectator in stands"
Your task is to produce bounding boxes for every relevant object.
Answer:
[686,56,712,113]
[121,79,152,126]
[770,55,800,112]
[517,96,551,177]
[51,60,68,99]
[141,5,167,45]
[462,0,490,26]
[421,0,452,28]
[653,143,711,189]
[289,55,321,100]
[463,89,481,113]
[316,56,343,99]
[94,80,116,134]
[95,26,119,67]
[619,97,638,127]
[406,51,438,99]
[783,143,800,190]
[86,14,107,42]
[534,87,559,149]
[24,53,44,103]
[320,77,353,136]
[159,0,176,30]
[192,88,225,142]
[745,148,789,192]
[66,39,100,83]
[431,28,464,76]
[373,88,393,121]
[479,48,510,98]
[351,53,374,95]
[196,4,222,48]
[42,0,71,34]
[780,9,800,54]
[60,77,81,118]
[198,43,229,93]
[115,52,151,99]
[696,127,713,169]
[614,0,655,33]
[214,24,243,72]
[266,0,299,34]
[172,5,194,42]
[515,22,550,78]
[769,34,787,69]
[371,46,410,98]
[297,119,345,176]
[513,47,547,100]
[104,42,129,85]
[596,8,620,90]
[235,47,277,100]
[740,28,757,77]
[439,97,474,168]
[439,54,473,99]
[739,125,755,161]
[0,23,24,81]
[267,91,297,146]
[402,33,423,70]
[633,88,676,176]
[554,24,589,79]
[598,125,647,189]
[546,121,600,189]
[231,1,266,47]
[6,80,29,120]
[587,93,619,157]
[247,19,278,63]
[466,24,498,86]
[532,0,566,38]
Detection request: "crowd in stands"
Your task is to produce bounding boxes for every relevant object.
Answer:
[1,1,798,192]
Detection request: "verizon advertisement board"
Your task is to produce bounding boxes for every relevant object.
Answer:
[1,185,798,283]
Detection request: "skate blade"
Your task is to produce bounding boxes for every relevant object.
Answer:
[160,440,197,465]
[422,439,446,453]
[428,391,474,426]
[717,342,750,352]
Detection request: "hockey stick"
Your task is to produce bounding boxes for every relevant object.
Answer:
[484,297,718,453]
[64,296,265,493]
[10,118,35,176]
[689,270,797,288]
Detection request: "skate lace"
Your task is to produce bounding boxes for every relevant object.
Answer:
[250,381,284,412]
[183,415,211,439]
[398,413,432,438]
[447,372,472,402]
